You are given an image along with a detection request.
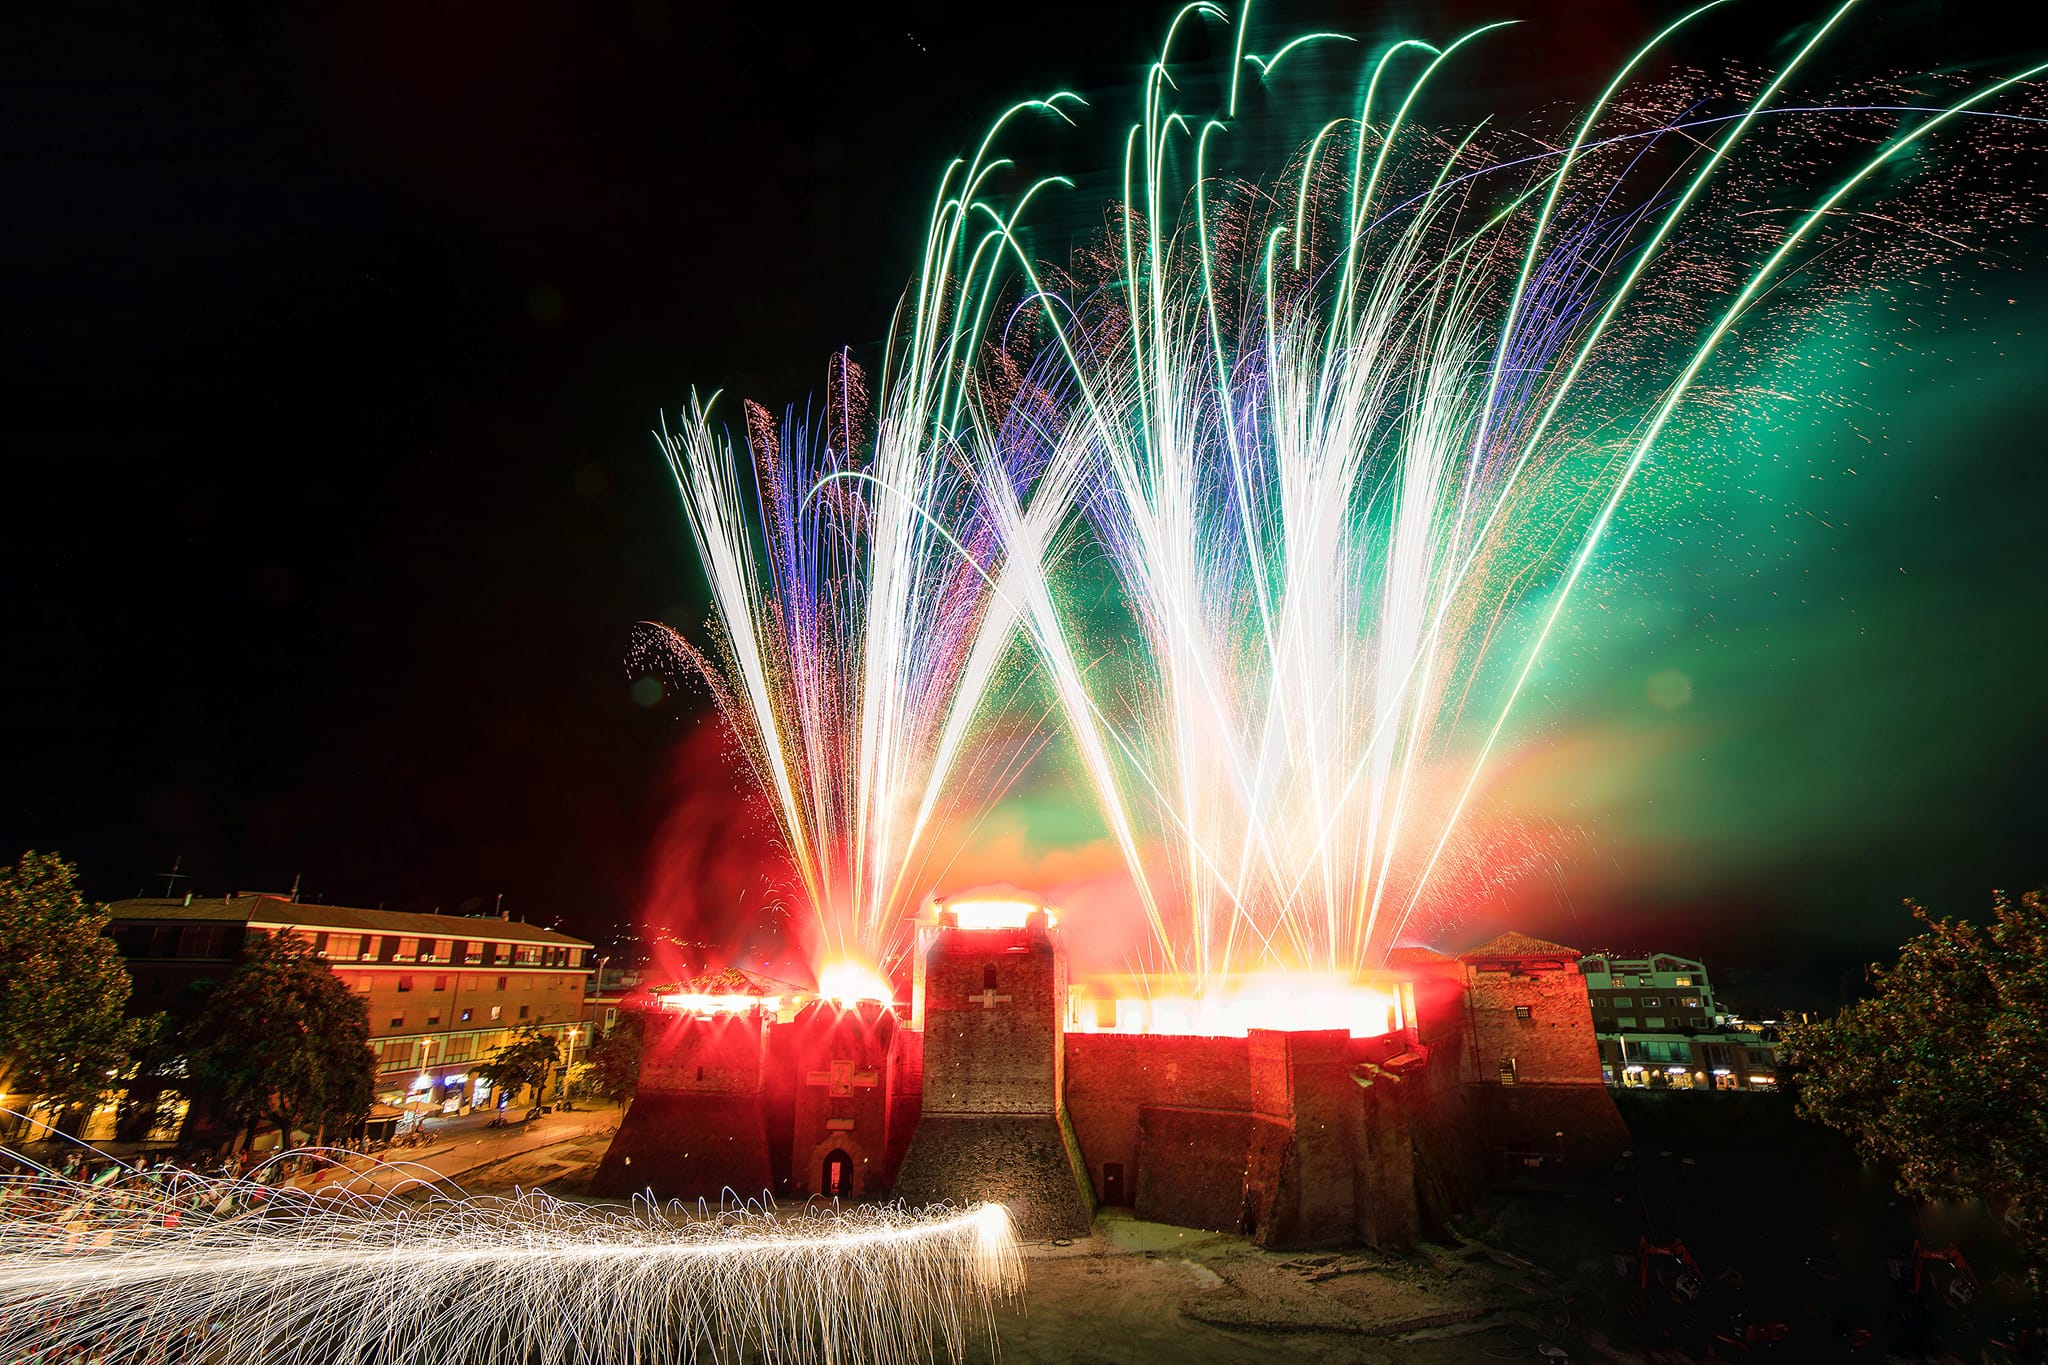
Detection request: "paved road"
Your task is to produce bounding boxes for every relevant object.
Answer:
[296,1103,621,1195]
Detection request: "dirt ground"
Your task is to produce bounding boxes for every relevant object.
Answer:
[974,1212,1582,1364]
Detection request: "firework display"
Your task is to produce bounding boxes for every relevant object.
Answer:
[0,1151,1019,1365]
[660,0,2043,1002]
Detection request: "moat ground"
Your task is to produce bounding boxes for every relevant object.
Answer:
[486,1092,2033,1364]
[980,1210,1581,1364]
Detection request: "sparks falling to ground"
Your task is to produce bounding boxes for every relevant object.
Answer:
[0,1153,1020,1365]
[650,0,2044,1004]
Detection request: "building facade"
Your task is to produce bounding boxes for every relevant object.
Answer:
[595,910,1630,1249]
[108,895,596,1117]
[1579,952,1781,1091]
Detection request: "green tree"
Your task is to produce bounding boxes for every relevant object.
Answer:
[477,1024,560,1107]
[1785,889,2048,1260]
[584,1013,644,1102]
[185,929,373,1149]
[0,852,146,1106]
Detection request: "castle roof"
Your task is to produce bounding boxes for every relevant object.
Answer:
[1457,931,1581,961]
[1383,945,1456,968]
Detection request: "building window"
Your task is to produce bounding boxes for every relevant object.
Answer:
[464,943,483,964]
[462,975,479,990]
[395,937,419,962]
[1613,996,1632,1008]
[326,933,360,960]
[1646,1017,1666,1030]
[177,925,228,958]
[427,1012,440,1026]
[434,975,448,992]
[1675,975,1693,987]
[1618,1017,1637,1029]
[431,939,453,963]
[1641,996,1661,1008]
[460,1009,472,1023]
[1498,1057,1518,1087]
[352,977,371,993]
[1513,1005,1533,1021]
[490,1006,502,1021]
[514,945,542,966]
[982,964,998,991]
[390,1013,405,1029]
[519,1005,530,1020]
[397,975,414,993]
[363,936,381,961]
[497,977,508,991]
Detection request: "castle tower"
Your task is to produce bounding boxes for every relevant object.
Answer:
[788,1000,903,1199]
[1457,932,1630,1170]
[590,1005,776,1200]
[893,899,1092,1237]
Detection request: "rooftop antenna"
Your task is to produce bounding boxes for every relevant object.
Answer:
[155,854,188,900]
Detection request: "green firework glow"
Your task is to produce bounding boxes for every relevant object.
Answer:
[655,0,2046,991]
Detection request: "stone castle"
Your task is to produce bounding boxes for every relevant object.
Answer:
[593,905,1628,1247]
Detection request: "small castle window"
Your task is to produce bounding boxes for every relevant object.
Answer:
[982,963,998,991]
[1513,1005,1532,1021]
[696,1066,705,1082]
[1498,1057,1518,1086]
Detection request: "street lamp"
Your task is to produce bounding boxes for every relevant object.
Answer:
[561,1026,583,1100]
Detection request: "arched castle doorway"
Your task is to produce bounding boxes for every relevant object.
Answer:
[822,1148,854,1198]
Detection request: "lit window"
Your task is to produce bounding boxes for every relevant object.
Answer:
[460,1009,472,1023]
[1641,996,1661,1008]
[1675,976,1693,987]
[490,1006,502,1021]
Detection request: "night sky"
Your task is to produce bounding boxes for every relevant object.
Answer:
[7,1,2045,1005]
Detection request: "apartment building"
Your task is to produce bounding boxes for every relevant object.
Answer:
[108,895,596,1113]
[1578,951,1781,1091]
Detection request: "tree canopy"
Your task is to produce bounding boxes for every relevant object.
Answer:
[1785,889,2048,1258]
[185,928,373,1147]
[477,1024,560,1105]
[0,851,146,1105]
[583,1013,643,1102]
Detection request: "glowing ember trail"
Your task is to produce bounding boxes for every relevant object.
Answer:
[0,1154,1019,1365]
